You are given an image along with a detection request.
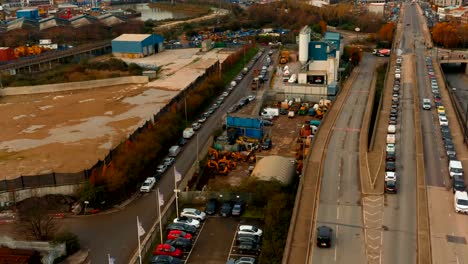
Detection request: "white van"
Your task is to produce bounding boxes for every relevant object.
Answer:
[261,107,279,117]
[454,191,468,214]
[449,160,463,178]
[422,98,431,110]
[387,125,396,134]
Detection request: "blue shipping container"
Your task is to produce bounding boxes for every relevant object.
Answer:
[244,128,263,139]
[227,116,262,129]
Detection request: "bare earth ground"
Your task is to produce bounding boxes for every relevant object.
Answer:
[0,48,232,180]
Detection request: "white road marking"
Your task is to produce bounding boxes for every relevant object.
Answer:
[336,207,340,219]
[226,223,240,262]
[334,225,339,262]
[184,220,207,263]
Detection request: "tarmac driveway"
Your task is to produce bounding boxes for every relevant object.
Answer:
[186,217,239,264]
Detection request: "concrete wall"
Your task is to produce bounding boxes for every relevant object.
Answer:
[0,237,66,264]
[282,84,328,96]
[0,184,82,204]
[0,76,149,96]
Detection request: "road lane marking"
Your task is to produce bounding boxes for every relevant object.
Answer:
[334,225,339,262]
[336,207,340,219]
[226,223,240,262]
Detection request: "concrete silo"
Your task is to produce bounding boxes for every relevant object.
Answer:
[299,26,311,65]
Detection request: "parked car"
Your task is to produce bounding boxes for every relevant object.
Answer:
[236,234,262,245]
[205,198,219,215]
[167,223,197,234]
[167,230,192,240]
[437,106,445,114]
[198,116,207,123]
[153,244,182,257]
[140,177,157,192]
[151,255,181,264]
[232,201,245,216]
[454,191,468,214]
[222,91,229,97]
[386,143,395,153]
[226,257,256,264]
[178,138,187,146]
[386,161,396,172]
[220,201,233,217]
[173,216,200,228]
[181,208,206,221]
[238,240,260,255]
[386,151,396,161]
[262,120,273,126]
[157,164,168,174]
[452,175,466,193]
[163,157,175,167]
[238,225,263,237]
[316,226,333,248]
[165,237,192,252]
[192,122,202,131]
[439,116,449,126]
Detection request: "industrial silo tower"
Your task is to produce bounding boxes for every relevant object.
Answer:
[299,26,311,65]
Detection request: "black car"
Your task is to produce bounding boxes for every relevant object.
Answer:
[385,180,397,194]
[165,237,192,251]
[317,226,332,248]
[232,201,245,216]
[220,201,233,217]
[386,161,396,171]
[444,137,453,146]
[441,125,450,133]
[178,138,187,146]
[442,130,452,141]
[238,241,260,255]
[390,109,398,117]
[386,151,396,161]
[391,104,398,109]
[205,198,218,215]
[166,223,197,235]
[237,234,262,245]
[151,255,181,264]
[453,175,466,193]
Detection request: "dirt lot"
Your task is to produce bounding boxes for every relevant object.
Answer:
[0,48,232,179]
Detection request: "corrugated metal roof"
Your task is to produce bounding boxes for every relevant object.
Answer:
[113,34,150,42]
[251,155,295,184]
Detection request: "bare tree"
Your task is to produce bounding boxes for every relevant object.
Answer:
[17,198,58,241]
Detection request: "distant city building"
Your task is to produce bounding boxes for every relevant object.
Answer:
[434,0,462,7]
[112,34,165,58]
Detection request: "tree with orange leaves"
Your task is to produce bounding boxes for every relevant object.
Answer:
[432,22,461,49]
[377,22,395,43]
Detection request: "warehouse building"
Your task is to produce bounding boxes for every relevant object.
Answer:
[111,34,164,58]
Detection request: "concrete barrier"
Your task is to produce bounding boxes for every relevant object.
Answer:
[0,76,149,96]
[0,184,82,204]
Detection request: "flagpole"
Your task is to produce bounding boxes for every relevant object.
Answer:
[157,188,163,244]
[174,168,179,218]
[137,216,142,264]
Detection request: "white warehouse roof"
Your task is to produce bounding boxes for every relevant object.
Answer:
[251,155,296,184]
[113,34,151,42]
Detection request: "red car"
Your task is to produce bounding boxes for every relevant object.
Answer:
[153,244,183,257]
[167,230,192,240]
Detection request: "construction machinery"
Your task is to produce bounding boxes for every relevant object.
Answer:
[298,103,309,115]
[14,45,50,58]
[280,50,290,64]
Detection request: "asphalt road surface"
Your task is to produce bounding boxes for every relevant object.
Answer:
[62,49,270,264]
[311,54,379,263]
[381,5,419,263]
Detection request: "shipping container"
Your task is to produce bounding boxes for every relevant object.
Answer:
[226,116,263,129]
[244,128,263,139]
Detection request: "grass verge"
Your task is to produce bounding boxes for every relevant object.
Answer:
[222,47,259,86]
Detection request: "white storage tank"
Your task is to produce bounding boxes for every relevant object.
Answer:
[299,26,311,65]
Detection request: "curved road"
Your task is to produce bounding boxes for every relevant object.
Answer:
[62,50,269,263]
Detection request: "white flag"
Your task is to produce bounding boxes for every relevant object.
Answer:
[108,255,116,264]
[158,192,165,206]
[174,167,182,183]
[137,217,145,237]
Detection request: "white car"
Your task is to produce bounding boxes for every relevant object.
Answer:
[140,177,156,192]
[156,164,168,174]
[454,191,468,214]
[238,225,263,237]
[386,143,395,153]
[163,157,175,167]
[173,216,200,228]
[439,116,448,126]
[222,91,229,97]
[198,116,207,123]
[386,134,396,144]
[385,171,397,181]
[192,122,202,131]
[387,125,396,134]
[181,208,206,221]
[247,95,256,102]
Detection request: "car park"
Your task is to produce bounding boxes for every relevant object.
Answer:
[454,191,468,214]
[167,230,192,240]
[173,216,201,228]
[167,223,197,235]
[157,164,168,174]
[153,244,183,258]
[220,201,233,217]
[151,255,181,264]
[238,225,263,237]
[205,198,219,215]
[316,226,332,248]
[165,237,192,252]
[140,177,157,192]
[386,161,396,171]
[181,208,206,221]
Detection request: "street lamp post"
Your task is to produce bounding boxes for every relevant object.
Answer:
[84,201,89,215]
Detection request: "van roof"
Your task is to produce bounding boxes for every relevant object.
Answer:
[450,160,463,167]
[423,98,431,103]
[455,191,468,200]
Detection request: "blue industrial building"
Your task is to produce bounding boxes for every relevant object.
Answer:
[112,34,164,58]
[16,9,40,20]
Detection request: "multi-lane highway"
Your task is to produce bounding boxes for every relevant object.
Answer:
[312,55,380,263]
